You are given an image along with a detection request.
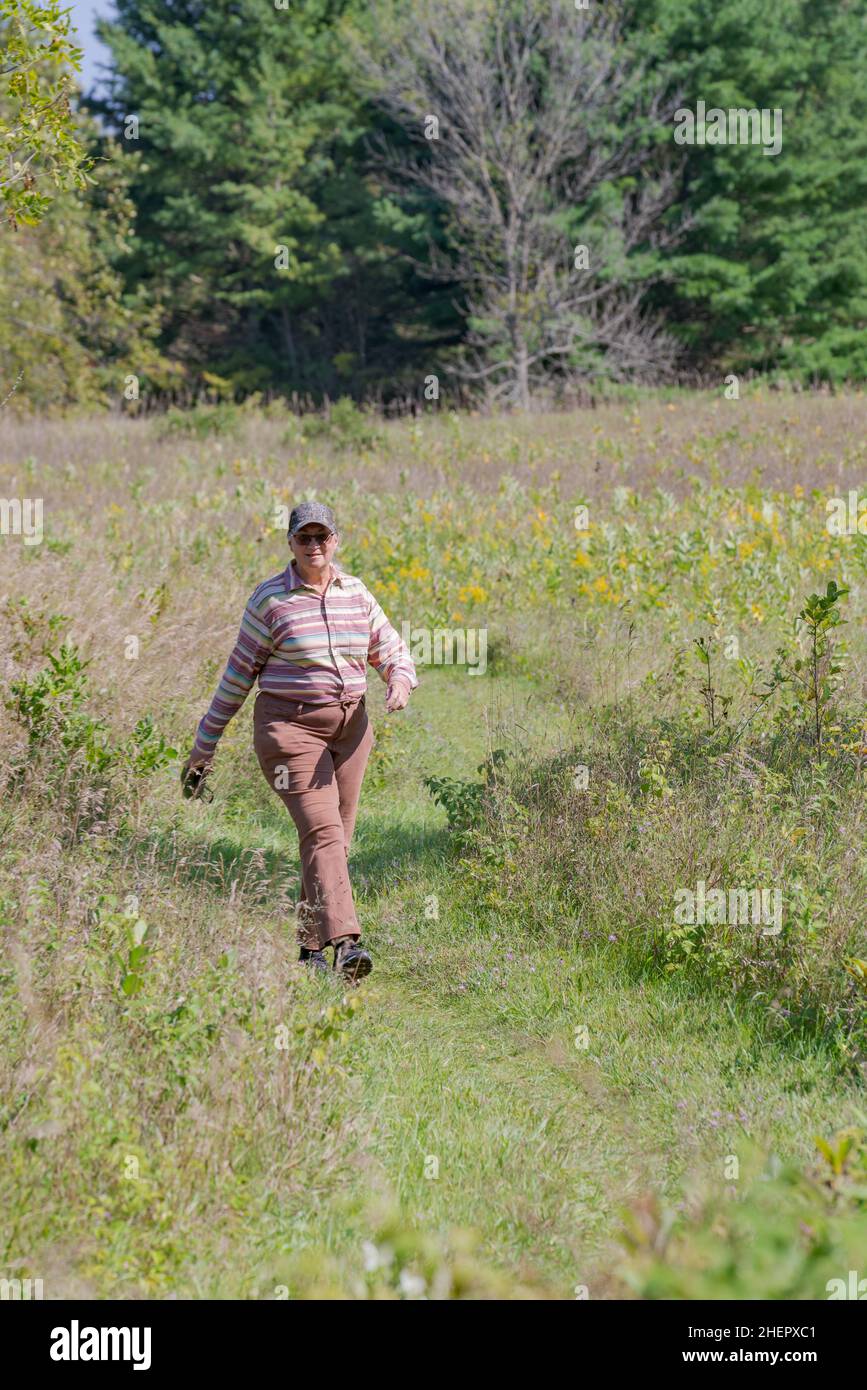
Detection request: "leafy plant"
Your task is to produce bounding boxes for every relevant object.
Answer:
[365,711,409,790]
[796,581,849,753]
[294,994,361,1078]
[4,642,178,840]
[0,0,90,226]
[83,897,152,997]
[117,916,151,997]
[693,636,732,732]
[814,1128,861,1184]
[423,748,508,841]
[6,642,112,766]
[123,716,178,777]
[0,596,71,662]
[302,397,384,451]
[617,1131,867,1300]
[765,582,849,755]
[844,959,867,996]
[158,404,241,439]
[6,644,177,777]
[638,738,675,800]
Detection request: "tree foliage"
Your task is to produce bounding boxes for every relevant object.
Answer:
[631,0,867,383]
[357,0,688,408]
[90,0,461,402]
[0,110,168,410]
[3,0,866,407]
[1,0,89,226]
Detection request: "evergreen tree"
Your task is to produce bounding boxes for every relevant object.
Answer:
[629,0,867,382]
[92,0,459,402]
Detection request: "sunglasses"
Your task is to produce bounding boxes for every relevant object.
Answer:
[294,531,333,546]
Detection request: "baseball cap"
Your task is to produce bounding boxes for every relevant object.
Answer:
[287,502,337,537]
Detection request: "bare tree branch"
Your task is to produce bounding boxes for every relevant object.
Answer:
[355,0,689,408]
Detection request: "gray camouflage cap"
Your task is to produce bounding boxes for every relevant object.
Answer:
[287,502,338,537]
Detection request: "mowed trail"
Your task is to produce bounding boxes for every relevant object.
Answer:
[304,671,861,1295]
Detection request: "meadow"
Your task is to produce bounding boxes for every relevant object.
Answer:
[1,387,866,1299]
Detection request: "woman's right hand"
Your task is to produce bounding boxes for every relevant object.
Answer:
[180,752,214,799]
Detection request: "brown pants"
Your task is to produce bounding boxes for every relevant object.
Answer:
[253,690,373,949]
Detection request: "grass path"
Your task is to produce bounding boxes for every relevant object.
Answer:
[4,646,863,1299]
[252,670,864,1297]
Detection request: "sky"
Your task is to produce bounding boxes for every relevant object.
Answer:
[67,0,116,96]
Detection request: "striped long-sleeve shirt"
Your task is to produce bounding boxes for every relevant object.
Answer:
[190,559,419,763]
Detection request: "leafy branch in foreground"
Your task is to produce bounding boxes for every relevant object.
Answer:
[1,0,89,226]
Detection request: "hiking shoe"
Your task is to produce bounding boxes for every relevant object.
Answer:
[299,947,329,975]
[332,938,373,983]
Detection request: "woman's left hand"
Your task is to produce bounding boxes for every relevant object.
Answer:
[385,677,412,712]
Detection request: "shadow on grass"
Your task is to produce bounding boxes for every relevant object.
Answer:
[107,789,454,910]
[601,942,855,1075]
[351,821,453,900]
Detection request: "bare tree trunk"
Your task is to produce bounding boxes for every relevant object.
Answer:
[356,0,687,405]
[514,334,530,411]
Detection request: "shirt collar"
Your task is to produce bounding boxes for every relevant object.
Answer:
[285,557,345,593]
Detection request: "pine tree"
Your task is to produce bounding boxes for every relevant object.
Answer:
[91,0,459,401]
[630,0,867,383]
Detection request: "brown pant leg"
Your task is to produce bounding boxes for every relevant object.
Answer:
[253,694,372,949]
[331,696,374,862]
[294,865,319,951]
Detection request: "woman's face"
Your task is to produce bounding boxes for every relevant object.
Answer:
[290,525,338,574]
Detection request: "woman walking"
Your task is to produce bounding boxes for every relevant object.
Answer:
[180,502,419,981]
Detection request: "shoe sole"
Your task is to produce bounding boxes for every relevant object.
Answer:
[338,953,373,984]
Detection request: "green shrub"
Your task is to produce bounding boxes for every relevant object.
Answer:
[3,641,178,835]
[302,397,384,451]
[448,733,864,1039]
[617,1129,867,1300]
[157,404,241,439]
[423,748,508,843]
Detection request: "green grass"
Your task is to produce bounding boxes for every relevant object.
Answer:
[1,394,865,1299]
[33,666,848,1299]
[310,672,864,1296]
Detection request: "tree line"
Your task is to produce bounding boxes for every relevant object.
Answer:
[1,0,866,412]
